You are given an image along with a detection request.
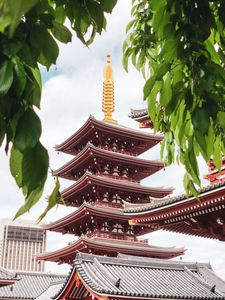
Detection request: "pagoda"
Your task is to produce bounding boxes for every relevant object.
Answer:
[37,55,184,265]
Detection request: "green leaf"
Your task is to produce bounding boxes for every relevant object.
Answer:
[39,30,59,69]
[22,142,49,194]
[205,120,215,158]
[52,21,72,44]
[152,6,165,30]
[86,1,104,33]
[0,60,14,95]
[183,172,190,193]
[30,67,42,108]
[213,136,222,170]
[147,80,161,124]
[151,0,165,11]
[126,19,135,33]
[194,131,208,161]
[14,185,44,219]
[37,177,61,222]
[155,63,170,80]
[14,109,42,152]
[31,67,42,89]
[14,58,26,98]
[160,73,172,106]
[143,76,156,99]
[192,107,210,135]
[187,146,200,186]
[217,111,225,130]
[188,179,199,199]
[2,41,22,57]
[10,146,23,187]
[100,0,117,13]
[0,113,5,147]
[55,5,66,23]
[6,0,39,37]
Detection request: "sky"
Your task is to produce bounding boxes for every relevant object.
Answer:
[0,1,225,279]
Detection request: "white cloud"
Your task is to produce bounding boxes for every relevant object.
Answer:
[0,0,224,280]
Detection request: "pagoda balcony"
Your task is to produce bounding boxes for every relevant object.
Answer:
[43,203,151,237]
[54,143,164,182]
[55,116,163,156]
[60,172,173,207]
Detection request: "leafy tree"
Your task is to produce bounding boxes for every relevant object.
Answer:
[123,0,225,196]
[0,0,117,220]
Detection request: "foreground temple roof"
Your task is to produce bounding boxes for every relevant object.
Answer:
[35,279,65,300]
[54,252,225,300]
[37,236,184,264]
[0,268,17,287]
[125,181,225,240]
[0,270,65,299]
[55,116,163,155]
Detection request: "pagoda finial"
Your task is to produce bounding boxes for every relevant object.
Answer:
[102,54,117,124]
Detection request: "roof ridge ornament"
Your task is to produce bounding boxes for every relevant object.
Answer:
[102,54,118,124]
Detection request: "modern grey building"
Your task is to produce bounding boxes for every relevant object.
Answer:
[0,219,46,272]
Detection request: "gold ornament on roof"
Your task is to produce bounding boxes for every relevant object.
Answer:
[102,54,117,124]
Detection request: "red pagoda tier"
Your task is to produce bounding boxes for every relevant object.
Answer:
[38,55,184,264]
[55,115,163,156]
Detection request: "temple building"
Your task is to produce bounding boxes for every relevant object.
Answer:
[0,269,65,299]
[53,252,225,300]
[37,55,184,265]
[34,55,225,300]
[0,268,17,288]
[128,109,225,241]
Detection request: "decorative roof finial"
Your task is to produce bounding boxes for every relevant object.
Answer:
[102,54,117,124]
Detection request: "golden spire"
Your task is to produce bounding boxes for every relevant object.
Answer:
[102,54,117,124]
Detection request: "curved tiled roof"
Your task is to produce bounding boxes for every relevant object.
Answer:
[55,252,225,300]
[43,203,126,231]
[0,268,17,287]
[0,271,65,299]
[38,236,184,262]
[0,268,16,281]
[124,181,225,214]
[55,116,163,155]
[54,142,164,179]
[35,279,65,300]
[62,171,173,200]
[130,108,148,118]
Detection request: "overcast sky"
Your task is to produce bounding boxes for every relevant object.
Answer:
[0,1,225,278]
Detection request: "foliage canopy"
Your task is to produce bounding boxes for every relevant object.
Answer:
[1,0,225,219]
[123,0,225,196]
[0,0,117,220]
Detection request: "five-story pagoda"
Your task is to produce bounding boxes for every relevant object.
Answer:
[38,55,184,265]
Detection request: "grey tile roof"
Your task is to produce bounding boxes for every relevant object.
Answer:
[55,252,225,300]
[0,271,65,299]
[35,280,65,300]
[0,268,16,281]
[130,108,148,118]
[123,181,225,213]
